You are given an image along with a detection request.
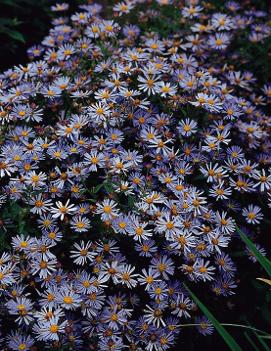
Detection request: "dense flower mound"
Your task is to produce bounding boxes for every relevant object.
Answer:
[0,0,270,350]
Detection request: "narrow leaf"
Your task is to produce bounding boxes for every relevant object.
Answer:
[255,332,270,351]
[104,182,113,193]
[257,278,271,286]
[236,226,271,277]
[244,332,260,351]
[90,183,104,194]
[185,285,242,351]
[0,0,21,7]
[7,29,25,43]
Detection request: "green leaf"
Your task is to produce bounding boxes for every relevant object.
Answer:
[6,29,25,43]
[0,0,21,7]
[9,202,23,218]
[244,332,260,351]
[185,285,243,351]
[91,183,104,194]
[127,195,136,208]
[254,332,270,351]
[261,302,271,326]
[104,182,113,193]
[0,18,14,26]
[181,109,188,117]
[236,226,271,277]
[257,278,271,287]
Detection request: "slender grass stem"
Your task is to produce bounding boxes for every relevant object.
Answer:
[173,323,270,336]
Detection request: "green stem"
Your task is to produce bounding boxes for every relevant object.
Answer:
[174,323,270,336]
[244,332,260,351]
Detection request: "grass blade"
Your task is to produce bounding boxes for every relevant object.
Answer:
[256,278,271,286]
[244,332,260,351]
[185,285,243,351]
[6,29,25,43]
[254,332,270,351]
[236,226,271,277]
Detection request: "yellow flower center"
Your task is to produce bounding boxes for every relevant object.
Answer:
[50,324,59,333]
[103,205,112,214]
[63,296,73,304]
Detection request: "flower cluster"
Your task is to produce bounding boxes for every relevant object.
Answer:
[0,0,270,350]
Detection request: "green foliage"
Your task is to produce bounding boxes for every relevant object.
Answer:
[0,16,25,43]
[244,332,261,351]
[0,1,271,350]
[236,226,271,277]
[185,285,243,351]
[0,0,84,69]
[257,278,271,286]
[0,0,50,67]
